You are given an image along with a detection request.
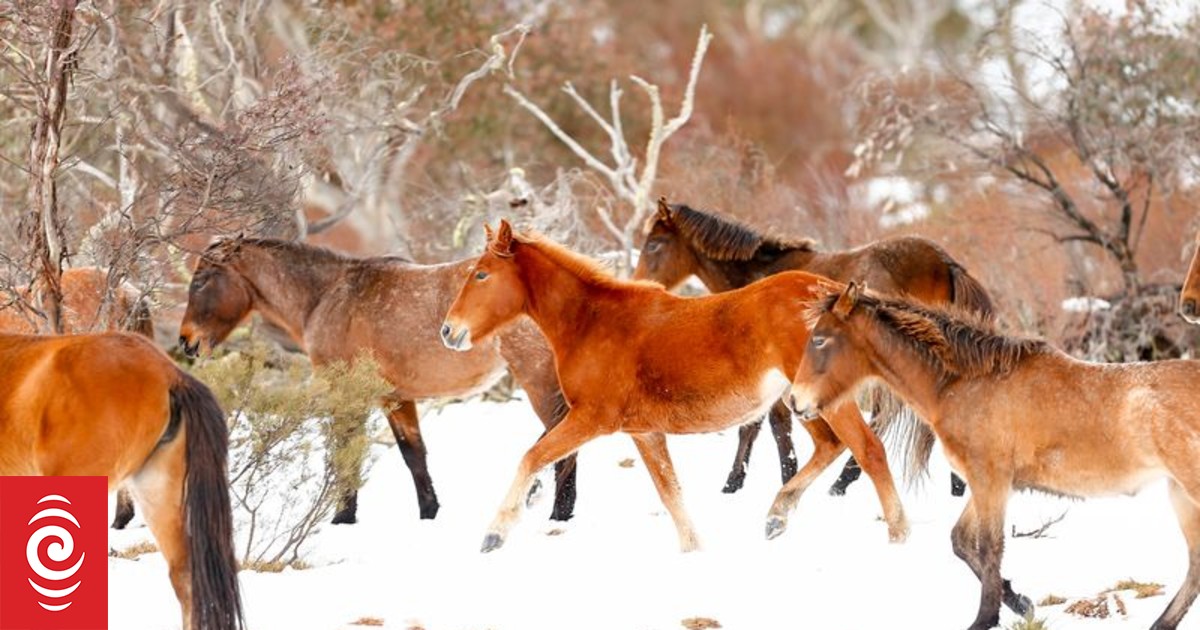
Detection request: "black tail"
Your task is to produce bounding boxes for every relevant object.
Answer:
[170,372,245,630]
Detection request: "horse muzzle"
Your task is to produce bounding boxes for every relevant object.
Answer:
[440,321,473,351]
[785,386,823,422]
[1181,298,1200,324]
[179,335,202,358]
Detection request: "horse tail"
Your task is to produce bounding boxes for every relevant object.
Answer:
[947,262,995,321]
[860,384,933,486]
[170,372,245,630]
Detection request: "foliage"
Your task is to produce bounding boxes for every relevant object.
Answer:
[189,338,392,568]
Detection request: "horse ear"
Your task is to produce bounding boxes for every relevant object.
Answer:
[656,197,672,224]
[832,282,861,319]
[484,223,495,241]
[494,218,515,255]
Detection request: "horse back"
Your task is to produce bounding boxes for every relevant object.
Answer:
[0,333,178,481]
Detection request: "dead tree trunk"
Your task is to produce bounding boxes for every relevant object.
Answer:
[25,0,78,333]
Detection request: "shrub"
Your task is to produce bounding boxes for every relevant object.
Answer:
[190,339,392,569]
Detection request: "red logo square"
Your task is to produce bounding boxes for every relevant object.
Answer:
[0,477,108,630]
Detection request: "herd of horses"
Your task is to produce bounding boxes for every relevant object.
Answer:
[6,200,1200,630]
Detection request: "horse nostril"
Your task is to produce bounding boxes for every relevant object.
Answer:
[1184,299,1197,316]
[178,335,187,349]
[440,323,452,340]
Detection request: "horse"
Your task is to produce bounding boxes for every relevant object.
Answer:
[1179,231,1200,324]
[178,236,578,524]
[0,332,242,630]
[441,219,912,553]
[0,267,156,530]
[634,199,991,496]
[788,281,1200,630]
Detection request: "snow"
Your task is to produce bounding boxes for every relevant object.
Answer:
[109,398,1192,629]
[1062,297,1113,313]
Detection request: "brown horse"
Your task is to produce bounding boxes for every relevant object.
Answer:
[441,219,910,553]
[1180,232,1200,323]
[789,281,1200,630]
[178,236,577,523]
[0,332,242,630]
[635,199,992,496]
[0,267,156,530]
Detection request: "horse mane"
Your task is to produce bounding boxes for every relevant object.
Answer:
[513,232,662,292]
[805,285,1049,385]
[667,203,817,262]
[204,237,412,266]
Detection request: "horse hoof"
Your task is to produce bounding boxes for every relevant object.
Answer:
[481,532,505,553]
[722,473,745,494]
[419,502,440,520]
[827,483,848,497]
[888,525,910,544]
[1004,593,1033,617]
[765,516,787,540]
[110,512,134,530]
[330,508,357,525]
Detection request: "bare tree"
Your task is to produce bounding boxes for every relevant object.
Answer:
[504,24,713,273]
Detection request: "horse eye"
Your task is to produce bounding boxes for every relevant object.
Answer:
[646,240,663,253]
[475,271,489,281]
[811,336,829,349]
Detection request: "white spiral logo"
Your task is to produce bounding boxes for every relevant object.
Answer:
[26,494,85,612]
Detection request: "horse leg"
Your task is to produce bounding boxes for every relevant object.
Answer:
[828,456,862,496]
[819,400,908,542]
[386,399,439,520]
[951,498,1030,619]
[482,410,604,553]
[111,486,136,529]
[129,433,192,629]
[631,432,700,552]
[767,400,798,485]
[765,416,845,540]
[1150,480,1200,630]
[722,419,762,494]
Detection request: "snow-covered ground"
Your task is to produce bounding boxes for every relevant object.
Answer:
[110,398,1192,630]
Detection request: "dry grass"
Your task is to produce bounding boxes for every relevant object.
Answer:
[1108,578,1165,599]
[240,558,312,573]
[349,618,384,627]
[681,617,721,630]
[1114,592,1128,616]
[1038,594,1067,606]
[108,540,158,560]
[1065,596,1110,619]
[618,458,636,468]
[1006,617,1050,630]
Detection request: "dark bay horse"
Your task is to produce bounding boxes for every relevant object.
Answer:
[635,199,992,496]
[1180,231,1200,323]
[790,281,1200,630]
[442,220,911,552]
[0,332,242,630]
[0,267,155,529]
[178,237,576,523]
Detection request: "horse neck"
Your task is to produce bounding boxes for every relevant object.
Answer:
[690,246,820,291]
[232,245,344,337]
[855,316,945,425]
[515,246,613,360]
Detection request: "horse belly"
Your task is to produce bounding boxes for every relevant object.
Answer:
[1014,447,1164,498]
[647,369,789,434]
[386,343,509,401]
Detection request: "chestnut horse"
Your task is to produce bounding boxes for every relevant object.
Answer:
[0,267,155,529]
[442,220,910,553]
[179,237,577,523]
[0,332,242,630]
[789,281,1200,630]
[635,199,991,496]
[1180,231,1200,323]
